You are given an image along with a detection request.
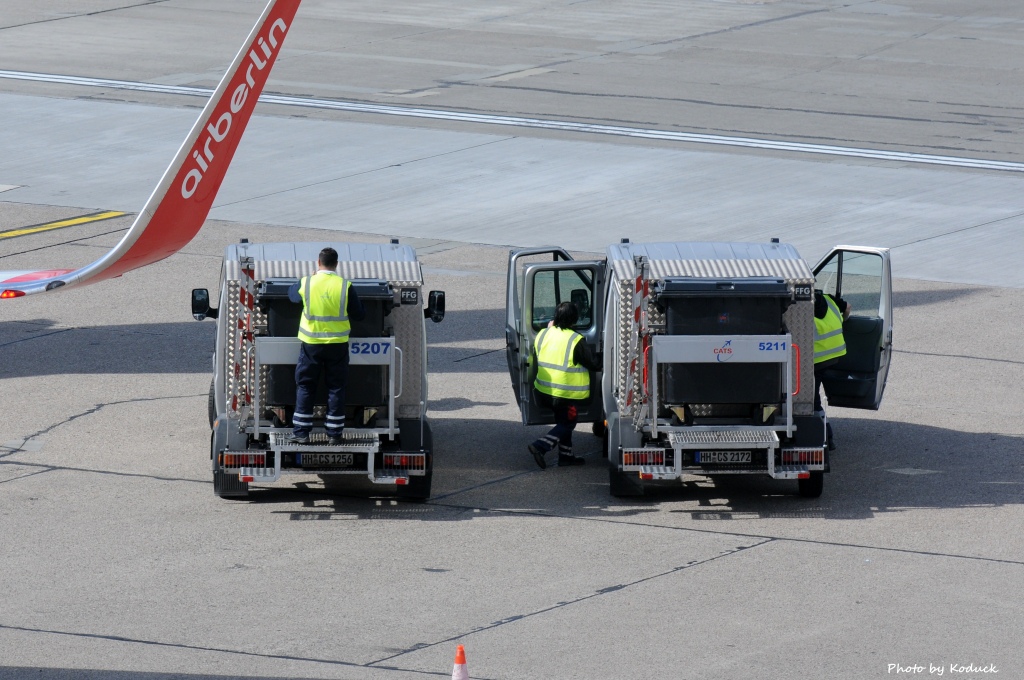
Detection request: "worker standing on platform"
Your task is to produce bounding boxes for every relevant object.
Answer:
[528,301,602,469]
[286,247,365,445]
[814,290,851,451]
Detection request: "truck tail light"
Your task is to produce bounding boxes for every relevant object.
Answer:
[220,452,267,468]
[622,449,665,466]
[781,448,824,465]
[383,453,426,471]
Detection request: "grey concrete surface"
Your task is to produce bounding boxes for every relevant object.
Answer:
[3,92,1024,287]
[1,1,1023,678]
[2,0,1022,161]
[2,217,1023,679]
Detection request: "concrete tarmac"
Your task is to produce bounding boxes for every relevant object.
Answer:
[1,1,1023,679]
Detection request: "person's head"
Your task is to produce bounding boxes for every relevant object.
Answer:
[553,301,579,329]
[318,247,339,270]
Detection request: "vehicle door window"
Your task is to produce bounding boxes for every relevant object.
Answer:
[840,251,883,317]
[815,253,840,298]
[531,268,594,331]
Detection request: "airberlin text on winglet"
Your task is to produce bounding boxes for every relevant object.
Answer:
[0,0,301,297]
[181,17,289,200]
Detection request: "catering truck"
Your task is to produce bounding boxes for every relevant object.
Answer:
[192,239,445,500]
[505,240,891,498]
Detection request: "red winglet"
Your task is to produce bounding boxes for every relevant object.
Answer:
[0,0,302,297]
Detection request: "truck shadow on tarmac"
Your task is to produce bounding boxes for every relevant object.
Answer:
[892,285,986,309]
[226,416,1024,523]
[0,320,215,377]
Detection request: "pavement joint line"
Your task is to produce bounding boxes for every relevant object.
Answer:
[0,210,126,241]
[10,393,205,446]
[892,348,1024,366]
[0,467,53,485]
[0,327,74,349]
[888,209,1024,251]
[0,459,209,486]
[0,623,467,679]
[2,70,1022,172]
[279,481,1024,566]
[452,348,503,363]
[210,136,516,210]
[366,539,772,666]
[0,0,172,31]
[425,500,1024,568]
[0,226,130,260]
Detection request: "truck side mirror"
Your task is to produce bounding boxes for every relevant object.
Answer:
[424,290,445,323]
[191,288,218,320]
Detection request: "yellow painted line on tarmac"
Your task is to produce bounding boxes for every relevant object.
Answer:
[0,210,127,240]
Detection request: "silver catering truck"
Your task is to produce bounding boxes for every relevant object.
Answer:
[505,241,892,498]
[192,240,445,500]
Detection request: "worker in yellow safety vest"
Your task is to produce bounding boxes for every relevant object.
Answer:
[814,290,850,450]
[286,247,365,445]
[527,302,602,469]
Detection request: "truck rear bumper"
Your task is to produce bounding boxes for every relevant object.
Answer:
[217,428,426,485]
[619,428,825,480]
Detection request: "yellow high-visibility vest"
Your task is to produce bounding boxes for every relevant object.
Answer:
[534,326,590,399]
[814,294,846,364]
[298,271,351,344]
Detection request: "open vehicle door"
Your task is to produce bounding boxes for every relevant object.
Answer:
[813,246,893,410]
[505,248,605,425]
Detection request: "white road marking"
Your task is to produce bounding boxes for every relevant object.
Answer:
[3,69,1023,173]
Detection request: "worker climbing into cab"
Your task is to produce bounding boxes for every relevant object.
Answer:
[527,301,602,469]
[813,289,851,451]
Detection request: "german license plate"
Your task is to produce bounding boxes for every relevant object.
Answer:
[297,453,354,467]
[697,451,752,464]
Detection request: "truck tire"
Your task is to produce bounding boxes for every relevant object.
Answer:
[395,419,433,501]
[208,378,216,429]
[213,469,249,498]
[797,472,824,498]
[609,464,644,497]
[591,420,607,438]
[211,430,248,498]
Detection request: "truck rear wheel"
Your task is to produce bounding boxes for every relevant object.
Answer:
[213,469,249,498]
[609,465,644,497]
[797,472,824,498]
[211,430,248,498]
[208,378,216,428]
[395,419,433,501]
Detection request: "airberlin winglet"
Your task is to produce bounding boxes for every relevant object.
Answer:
[0,0,302,298]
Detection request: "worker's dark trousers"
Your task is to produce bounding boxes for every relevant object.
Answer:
[813,358,837,446]
[531,391,581,456]
[293,342,349,438]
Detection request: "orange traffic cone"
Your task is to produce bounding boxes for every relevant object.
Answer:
[451,644,469,680]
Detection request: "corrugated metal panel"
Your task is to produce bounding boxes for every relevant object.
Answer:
[608,242,815,285]
[226,258,422,284]
[226,241,419,263]
[611,257,814,285]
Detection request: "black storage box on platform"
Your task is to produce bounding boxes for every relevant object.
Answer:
[655,278,791,406]
[258,279,393,409]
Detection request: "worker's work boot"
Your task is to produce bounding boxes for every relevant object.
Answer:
[285,433,309,445]
[528,443,547,470]
[328,435,345,446]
